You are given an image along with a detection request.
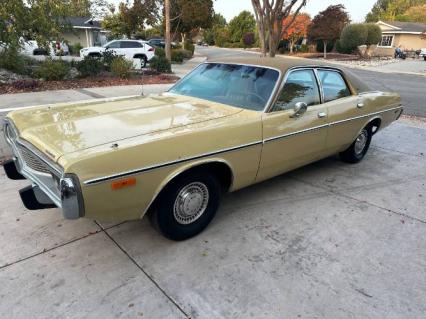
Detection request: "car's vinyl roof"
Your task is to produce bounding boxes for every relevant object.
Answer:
[206,56,371,93]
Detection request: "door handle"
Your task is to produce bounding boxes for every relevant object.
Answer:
[357,102,364,108]
[318,111,327,118]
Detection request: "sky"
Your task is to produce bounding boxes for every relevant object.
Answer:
[214,0,375,23]
[110,0,376,23]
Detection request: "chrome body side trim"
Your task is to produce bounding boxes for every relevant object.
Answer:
[84,106,402,185]
[84,140,263,185]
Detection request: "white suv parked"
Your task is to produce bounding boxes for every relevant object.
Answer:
[80,40,155,68]
[420,48,426,61]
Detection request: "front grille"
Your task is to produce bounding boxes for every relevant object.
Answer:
[18,145,51,174]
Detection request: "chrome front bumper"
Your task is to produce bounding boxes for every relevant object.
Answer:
[3,119,84,219]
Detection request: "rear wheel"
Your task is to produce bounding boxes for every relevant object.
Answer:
[340,126,372,163]
[136,55,147,68]
[149,171,221,240]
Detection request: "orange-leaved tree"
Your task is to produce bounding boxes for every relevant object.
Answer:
[282,13,311,54]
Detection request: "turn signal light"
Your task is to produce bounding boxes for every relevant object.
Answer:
[111,178,136,190]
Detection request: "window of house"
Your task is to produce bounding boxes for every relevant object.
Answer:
[379,35,394,47]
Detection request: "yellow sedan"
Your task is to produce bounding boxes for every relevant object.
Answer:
[3,58,403,240]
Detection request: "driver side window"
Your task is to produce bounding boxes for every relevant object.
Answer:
[273,69,320,112]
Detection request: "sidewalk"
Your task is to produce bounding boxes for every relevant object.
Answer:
[0,55,206,111]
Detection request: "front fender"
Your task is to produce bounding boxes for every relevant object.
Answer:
[140,157,235,218]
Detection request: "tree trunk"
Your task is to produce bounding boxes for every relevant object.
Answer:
[165,0,171,61]
[181,33,186,47]
[323,40,327,59]
[289,40,294,54]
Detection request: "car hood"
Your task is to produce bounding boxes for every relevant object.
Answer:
[8,94,242,162]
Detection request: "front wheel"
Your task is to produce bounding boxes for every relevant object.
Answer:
[149,171,221,240]
[340,126,372,163]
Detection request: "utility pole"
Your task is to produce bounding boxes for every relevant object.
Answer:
[165,0,171,61]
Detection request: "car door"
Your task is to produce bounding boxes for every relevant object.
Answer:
[317,69,364,153]
[105,40,121,55]
[257,68,329,181]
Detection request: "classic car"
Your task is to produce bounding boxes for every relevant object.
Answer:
[2,58,403,240]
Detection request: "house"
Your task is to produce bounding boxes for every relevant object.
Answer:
[375,21,426,56]
[62,17,108,48]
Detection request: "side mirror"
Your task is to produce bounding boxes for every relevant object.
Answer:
[290,102,308,118]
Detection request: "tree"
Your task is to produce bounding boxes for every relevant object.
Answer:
[103,0,160,38]
[282,13,310,54]
[251,0,307,57]
[398,4,426,21]
[308,4,350,58]
[68,0,110,19]
[203,13,227,45]
[170,0,213,44]
[228,11,256,43]
[365,0,426,22]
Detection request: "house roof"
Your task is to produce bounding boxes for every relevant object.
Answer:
[378,21,426,34]
[65,17,102,29]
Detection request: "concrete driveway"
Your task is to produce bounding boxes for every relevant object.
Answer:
[1,117,425,318]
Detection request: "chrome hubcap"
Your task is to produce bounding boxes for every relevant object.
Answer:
[354,129,368,155]
[173,182,209,225]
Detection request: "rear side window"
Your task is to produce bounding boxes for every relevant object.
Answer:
[120,41,142,48]
[273,69,320,111]
[318,70,351,102]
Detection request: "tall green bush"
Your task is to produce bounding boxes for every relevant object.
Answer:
[365,23,382,46]
[340,24,368,53]
[149,56,171,73]
[184,40,195,56]
[76,56,104,77]
[36,59,70,81]
[110,56,133,79]
[0,48,34,75]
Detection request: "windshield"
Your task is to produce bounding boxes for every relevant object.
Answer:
[169,63,280,111]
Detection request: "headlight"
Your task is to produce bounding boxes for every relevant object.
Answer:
[4,122,17,146]
[60,174,85,219]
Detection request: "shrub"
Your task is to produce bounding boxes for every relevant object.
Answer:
[149,56,171,73]
[12,79,39,90]
[70,43,83,56]
[36,58,70,80]
[340,24,368,53]
[335,40,353,54]
[180,49,192,59]
[0,48,34,75]
[242,32,255,48]
[365,23,382,46]
[184,40,195,55]
[102,49,119,70]
[155,47,165,57]
[76,56,104,77]
[110,56,133,79]
[299,44,309,53]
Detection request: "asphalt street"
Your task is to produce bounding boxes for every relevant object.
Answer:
[197,46,426,117]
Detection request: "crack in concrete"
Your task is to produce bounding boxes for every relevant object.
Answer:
[371,146,425,158]
[75,88,106,99]
[97,221,192,319]
[289,175,426,225]
[0,228,103,270]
